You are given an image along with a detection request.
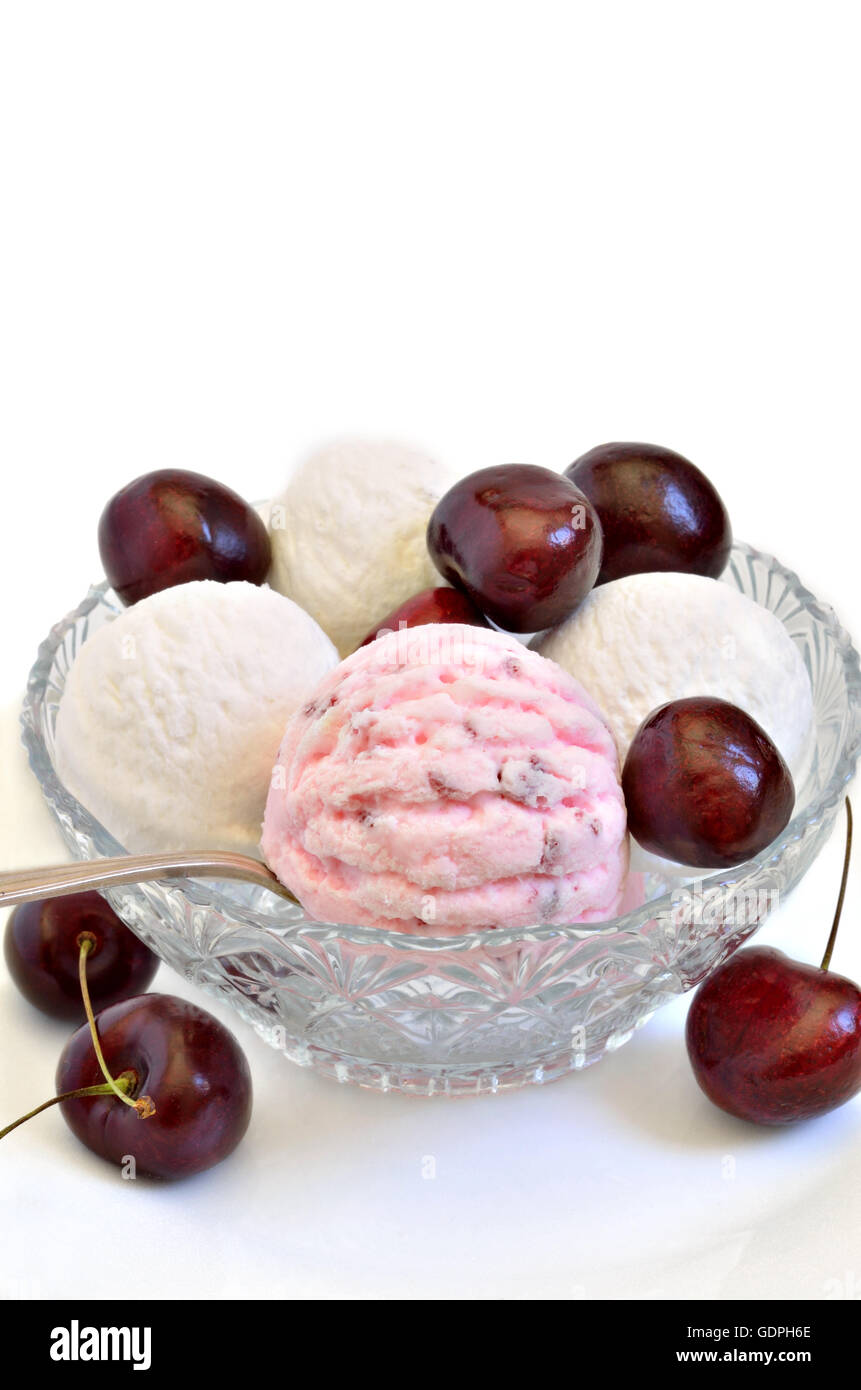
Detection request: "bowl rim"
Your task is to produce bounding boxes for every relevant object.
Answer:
[20,541,861,953]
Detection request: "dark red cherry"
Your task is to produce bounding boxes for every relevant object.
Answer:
[686,947,861,1125]
[427,464,602,632]
[56,994,253,1179]
[4,892,158,1022]
[360,586,490,646]
[98,468,271,605]
[622,697,794,867]
[687,800,860,1125]
[566,442,731,585]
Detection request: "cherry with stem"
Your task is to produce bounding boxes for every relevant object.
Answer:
[686,797,861,1126]
[0,934,155,1142]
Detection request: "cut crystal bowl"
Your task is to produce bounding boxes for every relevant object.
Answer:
[20,544,861,1095]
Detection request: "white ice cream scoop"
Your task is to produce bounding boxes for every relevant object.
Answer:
[533,570,814,777]
[265,437,449,656]
[54,579,338,856]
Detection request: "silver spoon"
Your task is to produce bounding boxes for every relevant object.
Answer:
[0,852,298,909]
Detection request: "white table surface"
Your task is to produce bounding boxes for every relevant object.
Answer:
[1,1,860,1301]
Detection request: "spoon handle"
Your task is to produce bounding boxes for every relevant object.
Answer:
[0,851,296,909]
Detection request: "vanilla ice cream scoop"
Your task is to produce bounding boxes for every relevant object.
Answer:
[262,624,628,934]
[55,581,338,855]
[534,571,814,776]
[265,438,447,657]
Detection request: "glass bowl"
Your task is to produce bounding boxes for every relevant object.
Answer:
[20,544,861,1095]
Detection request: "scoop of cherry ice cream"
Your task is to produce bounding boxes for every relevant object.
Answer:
[262,623,628,934]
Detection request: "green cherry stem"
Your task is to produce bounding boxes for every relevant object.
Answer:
[77,933,154,1117]
[0,1075,134,1141]
[821,798,853,973]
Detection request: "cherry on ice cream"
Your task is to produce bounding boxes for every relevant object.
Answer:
[622,696,794,868]
[98,468,271,605]
[566,442,731,585]
[427,464,602,632]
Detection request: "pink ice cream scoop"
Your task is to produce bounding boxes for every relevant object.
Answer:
[262,624,628,934]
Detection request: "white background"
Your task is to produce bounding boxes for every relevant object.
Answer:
[1,1,860,1301]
